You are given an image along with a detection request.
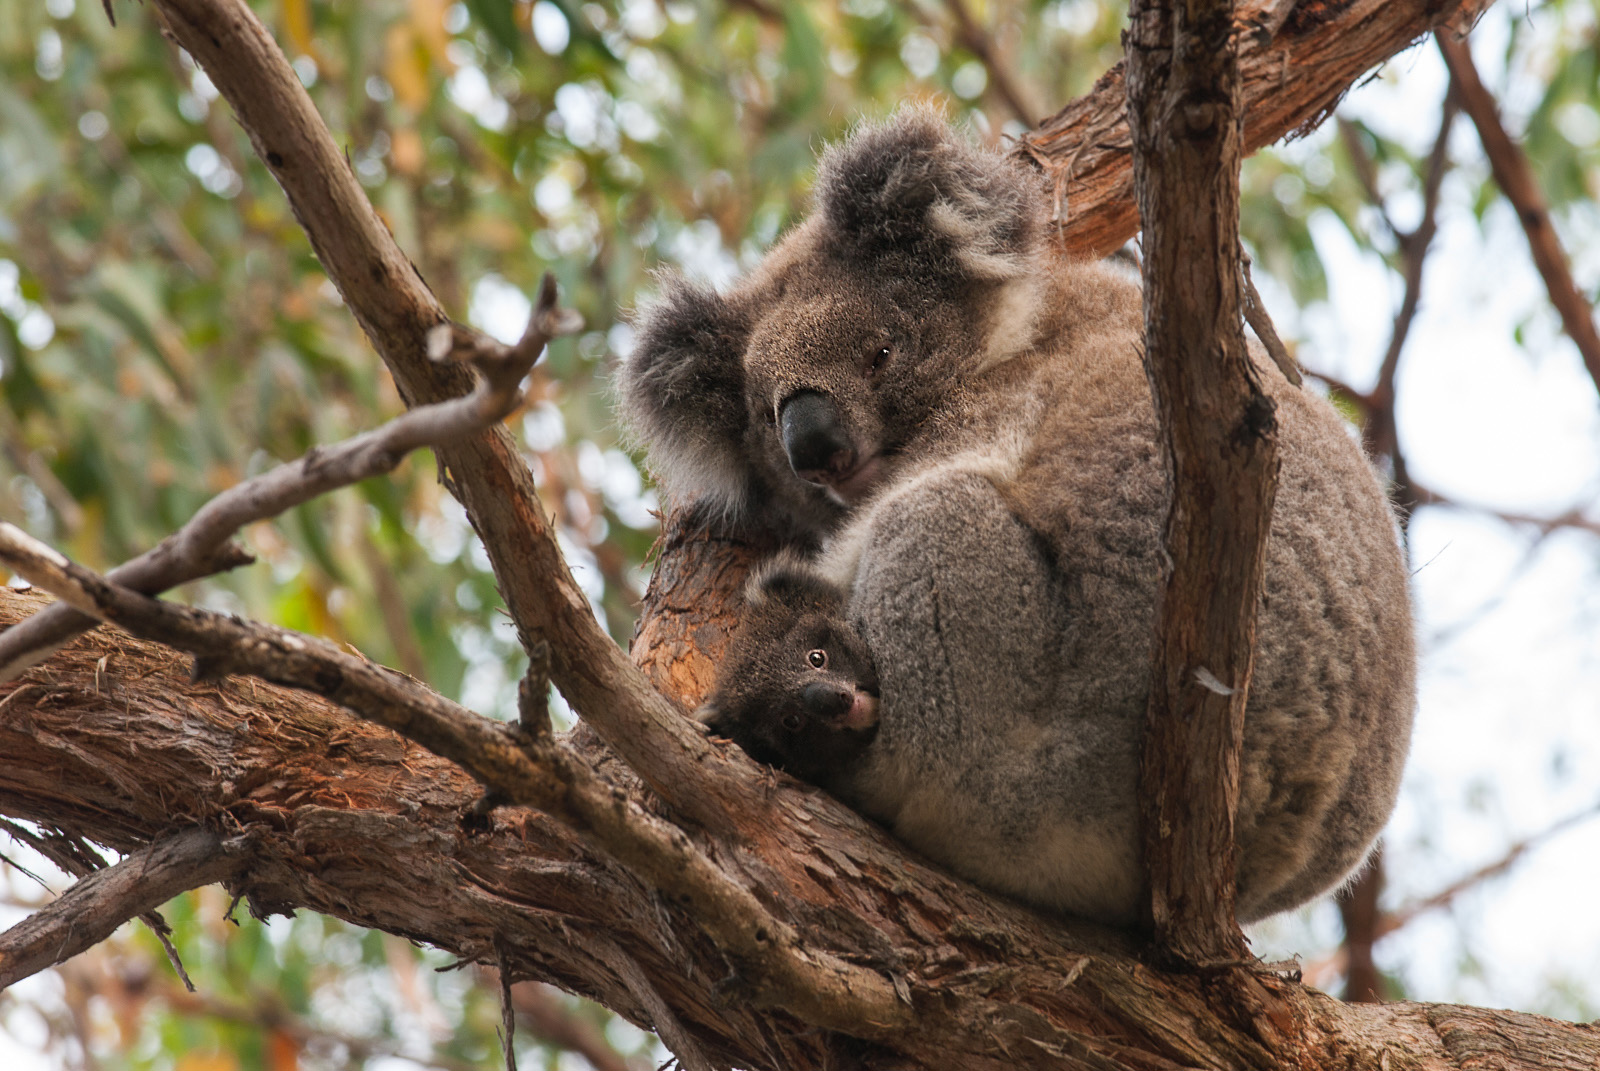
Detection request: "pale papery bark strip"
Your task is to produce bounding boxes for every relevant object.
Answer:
[1021,0,1495,258]
[1436,32,1600,399]
[0,827,244,991]
[0,526,908,1037]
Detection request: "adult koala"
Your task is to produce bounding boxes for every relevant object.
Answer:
[618,109,1415,926]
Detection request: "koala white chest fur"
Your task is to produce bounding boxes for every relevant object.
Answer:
[620,108,1416,927]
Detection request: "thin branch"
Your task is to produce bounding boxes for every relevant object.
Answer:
[1240,246,1302,386]
[0,828,243,990]
[1411,481,1600,539]
[942,0,1040,125]
[1438,31,1600,397]
[488,976,640,1071]
[1128,0,1270,964]
[0,526,911,1040]
[1377,799,1600,939]
[1305,799,1600,988]
[0,278,578,685]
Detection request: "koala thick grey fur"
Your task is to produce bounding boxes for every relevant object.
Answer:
[620,108,1416,926]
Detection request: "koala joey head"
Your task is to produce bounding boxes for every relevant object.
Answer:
[620,106,1047,542]
[697,561,880,784]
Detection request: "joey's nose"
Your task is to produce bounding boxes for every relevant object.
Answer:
[780,391,855,483]
[801,680,854,721]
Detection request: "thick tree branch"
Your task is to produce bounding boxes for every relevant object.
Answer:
[0,828,243,990]
[7,588,1600,1069]
[1020,0,1493,258]
[1437,32,1600,398]
[139,0,724,829]
[0,279,578,684]
[1127,0,1276,964]
[0,527,907,1037]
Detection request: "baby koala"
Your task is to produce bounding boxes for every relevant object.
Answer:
[696,560,880,786]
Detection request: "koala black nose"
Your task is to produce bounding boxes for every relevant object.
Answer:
[801,679,854,721]
[779,391,855,483]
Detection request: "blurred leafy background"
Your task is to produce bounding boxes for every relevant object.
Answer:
[2,0,1599,1067]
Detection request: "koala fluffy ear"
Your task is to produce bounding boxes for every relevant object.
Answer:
[619,275,754,514]
[815,107,1040,282]
[746,552,846,613]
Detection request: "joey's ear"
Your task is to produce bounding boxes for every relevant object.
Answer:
[746,552,846,613]
[619,275,754,512]
[815,106,1041,282]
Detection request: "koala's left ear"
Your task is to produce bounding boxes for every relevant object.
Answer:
[815,107,1040,282]
[618,274,755,515]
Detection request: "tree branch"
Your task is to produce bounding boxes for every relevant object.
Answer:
[141,0,748,829]
[0,526,910,1039]
[0,828,243,990]
[7,587,1600,1069]
[1127,0,1276,965]
[1020,0,1492,258]
[1437,31,1600,398]
[0,278,578,684]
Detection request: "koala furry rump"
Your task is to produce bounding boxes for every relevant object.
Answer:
[622,108,1416,926]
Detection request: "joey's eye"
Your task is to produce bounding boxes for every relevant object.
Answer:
[806,649,828,670]
[781,713,803,731]
[764,405,778,426]
[866,345,891,377]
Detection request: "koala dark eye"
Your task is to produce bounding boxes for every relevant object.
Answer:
[806,649,828,670]
[781,713,803,731]
[764,405,778,426]
[865,345,891,378]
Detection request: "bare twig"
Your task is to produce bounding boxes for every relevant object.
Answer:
[1240,246,1302,386]
[0,525,911,1039]
[484,975,640,1071]
[1438,32,1600,397]
[1305,800,1600,989]
[1128,0,1270,964]
[1411,481,1600,539]
[0,279,577,685]
[0,828,243,990]
[1379,800,1600,938]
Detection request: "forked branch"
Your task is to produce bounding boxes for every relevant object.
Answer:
[0,279,579,684]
